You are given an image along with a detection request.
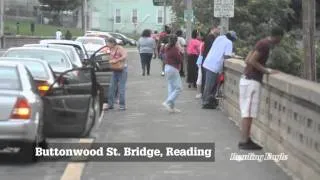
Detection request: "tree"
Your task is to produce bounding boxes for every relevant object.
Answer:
[39,0,82,11]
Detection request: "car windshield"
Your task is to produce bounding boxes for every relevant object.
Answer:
[5,49,71,70]
[110,33,122,39]
[12,61,49,80]
[77,38,105,45]
[0,66,21,90]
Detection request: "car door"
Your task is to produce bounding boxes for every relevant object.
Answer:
[42,67,97,137]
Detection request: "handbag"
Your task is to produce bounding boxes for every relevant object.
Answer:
[110,48,124,71]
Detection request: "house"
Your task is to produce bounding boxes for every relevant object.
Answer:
[89,0,174,34]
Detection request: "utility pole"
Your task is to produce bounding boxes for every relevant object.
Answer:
[83,0,88,32]
[302,0,317,81]
[0,0,4,48]
[186,0,192,41]
[163,0,167,27]
[220,17,229,35]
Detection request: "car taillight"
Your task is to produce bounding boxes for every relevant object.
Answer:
[37,81,50,96]
[11,98,31,120]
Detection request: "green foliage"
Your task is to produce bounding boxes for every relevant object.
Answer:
[39,0,82,11]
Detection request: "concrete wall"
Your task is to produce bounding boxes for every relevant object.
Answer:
[223,59,320,180]
[1,36,55,49]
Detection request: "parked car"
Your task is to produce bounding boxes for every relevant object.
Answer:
[75,36,108,57]
[0,57,58,96]
[3,47,74,76]
[23,44,83,68]
[108,32,137,46]
[39,39,90,61]
[85,31,124,45]
[0,61,47,162]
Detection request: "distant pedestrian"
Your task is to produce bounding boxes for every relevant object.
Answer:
[106,38,128,111]
[238,27,283,150]
[176,30,186,77]
[65,30,72,40]
[137,29,157,76]
[202,31,237,109]
[195,39,205,99]
[56,29,62,40]
[158,25,171,76]
[186,29,201,88]
[162,35,183,113]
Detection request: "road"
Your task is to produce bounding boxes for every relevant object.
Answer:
[0,49,292,180]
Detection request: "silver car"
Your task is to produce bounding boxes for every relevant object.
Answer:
[3,47,74,75]
[75,36,107,58]
[0,61,46,162]
[23,44,83,68]
[0,57,58,96]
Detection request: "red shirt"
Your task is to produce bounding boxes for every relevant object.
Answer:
[165,46,182,70]
[187,39,201,55]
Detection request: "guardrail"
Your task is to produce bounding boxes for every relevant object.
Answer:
[223,59,320,180]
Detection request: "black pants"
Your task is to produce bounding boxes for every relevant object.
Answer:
[140,53,153,75]
[187,54,198,86]
[201,66,206,94]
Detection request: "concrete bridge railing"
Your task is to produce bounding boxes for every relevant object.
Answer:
[223,59,320,180]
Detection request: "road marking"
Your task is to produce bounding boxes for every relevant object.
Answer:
[60,112,104,180]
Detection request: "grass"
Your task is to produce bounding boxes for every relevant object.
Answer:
[4,20,83,37]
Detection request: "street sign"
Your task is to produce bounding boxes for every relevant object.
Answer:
[153,0,172,6]
[214,0,234,17]
[184,9,194,22]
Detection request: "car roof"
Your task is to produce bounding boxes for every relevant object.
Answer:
[7,47,68,54]
[40,39,84,46]
[0,57,51,66]
[0,61,24,67]
[76,36,105,41]
[24,43,75,49]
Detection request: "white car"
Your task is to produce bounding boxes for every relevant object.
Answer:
[85,31,124,45]
[75,36,107,57]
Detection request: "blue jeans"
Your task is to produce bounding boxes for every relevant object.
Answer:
[108,67,128,108]
[202,69,219,105]
[164,65,182,108]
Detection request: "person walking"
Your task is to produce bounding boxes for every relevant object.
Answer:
[137,29,157,76]
[195,39,205,99]
[186,30,201,88]
[106,38,128,111]
[56,29,62,40]
[162,35,183,113]
[238,27,283,150]
[158,25,171,76]
[202,31,237,109]
[176,30,186,77]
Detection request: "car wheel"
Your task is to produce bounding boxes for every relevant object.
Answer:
[81,98,95,137]
[19,142,37,163]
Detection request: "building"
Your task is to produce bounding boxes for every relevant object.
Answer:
[89,0,174,34]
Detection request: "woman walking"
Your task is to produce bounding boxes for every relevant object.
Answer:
[106,38,128,111]
[162,35,183,113]
[186,30,201,88]
[138,29,157,76]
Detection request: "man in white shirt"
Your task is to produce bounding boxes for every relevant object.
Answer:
[56,29,62,40]
[176,30,186,76]
[202,31,237,109]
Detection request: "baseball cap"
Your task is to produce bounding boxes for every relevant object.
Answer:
[228,31,237,40]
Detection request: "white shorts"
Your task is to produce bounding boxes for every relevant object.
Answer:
[196,65,202,85]
[239,77,261,118]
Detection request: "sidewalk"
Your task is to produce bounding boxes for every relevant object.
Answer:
[82,51,292,180]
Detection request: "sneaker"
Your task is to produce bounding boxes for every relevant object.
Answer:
[172,108,181,113]
[202,104,217,109]
[195,94,202,99]
[238,138,263,150]
[119,107,126,111]
[161,72,165,76]
[162,102,173,112]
